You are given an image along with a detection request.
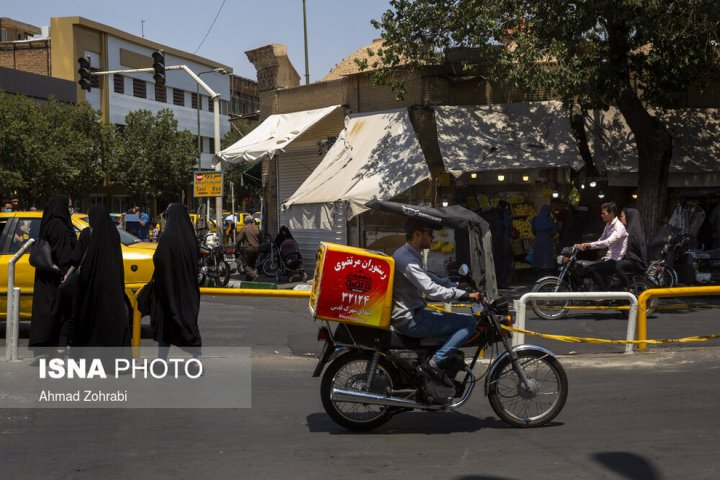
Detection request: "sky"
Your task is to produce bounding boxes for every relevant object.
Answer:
[3,0,393,82]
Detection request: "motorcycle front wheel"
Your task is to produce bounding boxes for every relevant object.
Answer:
[488,349,568,428]
[206,260,231,287]
[320,351,399,431]
[530,278,571,320]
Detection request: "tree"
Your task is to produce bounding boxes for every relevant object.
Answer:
[110,109,197,209]
[221,119,261,211]
[0,92,110,207]
[370,0,720,234]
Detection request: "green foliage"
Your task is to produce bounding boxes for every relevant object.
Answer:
[110,109,197,206]
[0,91,109,207]
[372,0,720,109]
[221,119,261,209]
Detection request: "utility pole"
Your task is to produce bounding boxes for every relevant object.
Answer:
[303,0,310,85]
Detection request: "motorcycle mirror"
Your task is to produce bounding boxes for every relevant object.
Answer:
[458,264,470,276]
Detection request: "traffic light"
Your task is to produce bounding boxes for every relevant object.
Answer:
[77,56,93,92]
[152,50,165,87]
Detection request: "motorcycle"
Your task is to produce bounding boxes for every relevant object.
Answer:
[313,268,568,430]
[530,246,657,320]
[197,232,231,287]
[312,200,568,431]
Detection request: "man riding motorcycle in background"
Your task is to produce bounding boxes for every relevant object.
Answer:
[391,217,480,387]
[575,201,628,291]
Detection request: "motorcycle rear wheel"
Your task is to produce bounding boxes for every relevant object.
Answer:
[632,278,658,316]
[488,349,568,428]
[320,351,399,431]
[530,278,571,320]
[262,256,279,278]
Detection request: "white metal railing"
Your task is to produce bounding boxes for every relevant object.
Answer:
[513,291,638,354]
[6,238,35,361]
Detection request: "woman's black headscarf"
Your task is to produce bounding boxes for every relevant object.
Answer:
[623,208,647,267]
[38,194,76,270]
[39,195,73,239]
[72,204,129,347]
[151,203,201,350]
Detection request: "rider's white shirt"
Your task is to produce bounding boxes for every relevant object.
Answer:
[589,217,628,261]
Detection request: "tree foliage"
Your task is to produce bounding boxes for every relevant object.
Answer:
[0,92,109,207]
[221,119,261,210]
[370,0,720,233]
[109,109,197,207]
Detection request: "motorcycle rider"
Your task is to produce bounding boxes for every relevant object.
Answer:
[575,201,628,291]
[392,217,480,387]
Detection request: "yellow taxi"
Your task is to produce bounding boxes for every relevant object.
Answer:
[0,211,156,320]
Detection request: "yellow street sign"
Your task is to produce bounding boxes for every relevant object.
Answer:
[193,171,223,197]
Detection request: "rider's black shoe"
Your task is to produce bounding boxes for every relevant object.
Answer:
[418,359,454,388]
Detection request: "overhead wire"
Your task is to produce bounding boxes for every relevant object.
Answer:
[194,0,227,54]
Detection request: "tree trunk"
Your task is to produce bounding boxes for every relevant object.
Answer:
[616,94,673,238]
[569,104,599,178]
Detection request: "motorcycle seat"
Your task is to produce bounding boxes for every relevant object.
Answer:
[333,323,447,349]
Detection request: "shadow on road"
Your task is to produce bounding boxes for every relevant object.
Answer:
[593,451,660,479]
[306,411,564,434]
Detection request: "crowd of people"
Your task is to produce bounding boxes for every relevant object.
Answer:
[27,195,201,361]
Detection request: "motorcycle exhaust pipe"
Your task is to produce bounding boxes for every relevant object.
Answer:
[331,388,445,410]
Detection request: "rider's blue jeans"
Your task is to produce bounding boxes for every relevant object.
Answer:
[395,309,477,364]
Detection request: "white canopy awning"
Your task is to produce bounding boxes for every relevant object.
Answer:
[215,105,340,164]
[435,101,583,177]
[283,108,431,229]
[586,107,720,187]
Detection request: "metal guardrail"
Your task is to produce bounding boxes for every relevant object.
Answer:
[637,286,720,351]
[6,238,35,361]
[125,285,312,352]
[513,292,639,354]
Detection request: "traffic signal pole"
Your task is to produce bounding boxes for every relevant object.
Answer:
[87,64,224,236]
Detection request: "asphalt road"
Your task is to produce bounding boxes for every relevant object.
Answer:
[2,294,720,479]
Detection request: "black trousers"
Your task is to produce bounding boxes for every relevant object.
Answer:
[585,259,618,291]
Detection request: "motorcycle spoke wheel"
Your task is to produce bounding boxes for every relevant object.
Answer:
[488,350,568,428]
[530,278,571,320]
[262,257,279,278]
[320,352,397,431]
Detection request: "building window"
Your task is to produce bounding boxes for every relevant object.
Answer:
[220,100,229,115]
[90,194,108,207]
[173,88,184,106]
[191,92,198,109]
[114,74,124,94]
[133,78,146,99]
[208,137,215,154]
[112,195,130,213]
[155,84,167,103]
[208,96,214,112]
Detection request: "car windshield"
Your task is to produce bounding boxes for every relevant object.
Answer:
[78,216,142,246]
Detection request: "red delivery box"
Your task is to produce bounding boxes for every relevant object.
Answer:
[309,242,395,329]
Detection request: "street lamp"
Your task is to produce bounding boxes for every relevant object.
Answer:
[197,68,228,226]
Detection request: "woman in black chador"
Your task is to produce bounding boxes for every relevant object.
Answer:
[29,195,77,352]
[151,203,201,358]
[71,204,130,347]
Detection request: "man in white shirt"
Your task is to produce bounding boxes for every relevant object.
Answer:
[576,202,628,291]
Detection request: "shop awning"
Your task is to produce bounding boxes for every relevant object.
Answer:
[435,102,583,177]
[586,107,720,187]
[215,105,341,164]
[282,108,431,229]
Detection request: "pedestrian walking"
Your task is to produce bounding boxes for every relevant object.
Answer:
[29,195,77,354]
[531,204,557,272]
[69,204,130,347]
[151,203,201,359]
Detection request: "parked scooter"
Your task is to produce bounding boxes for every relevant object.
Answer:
[197,232,231,287]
